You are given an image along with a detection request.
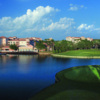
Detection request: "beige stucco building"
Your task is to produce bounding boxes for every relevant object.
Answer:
[66,36,93,43]
[1,46,16,52]
[19,40,27,46]
[8,38,29,46]
[0,36,8,46]
[18,45,38,52]
[66,36,80,43]
[8,39,19,46]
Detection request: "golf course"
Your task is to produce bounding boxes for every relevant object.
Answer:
[52,49,100,58]
[30,65,100,100]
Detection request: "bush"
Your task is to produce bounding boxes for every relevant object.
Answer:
[56,50,59,53]
[59,49,61,53]
[53,50,56,54]
[10,44,18,50]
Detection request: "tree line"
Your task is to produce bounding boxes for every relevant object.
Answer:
[8,39,100,53]
[53,39,100,53]
[36,39,100,53]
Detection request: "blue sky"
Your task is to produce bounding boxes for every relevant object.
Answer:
[0,0,100,40]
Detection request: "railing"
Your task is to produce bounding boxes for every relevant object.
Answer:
[1,50,38,53]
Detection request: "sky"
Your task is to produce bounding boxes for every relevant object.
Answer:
[0,0,100,40]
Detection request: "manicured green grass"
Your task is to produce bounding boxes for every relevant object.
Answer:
[47,90,100,100]
[58,49,100,56]
[64,65,100,82]
[30,65,100,100]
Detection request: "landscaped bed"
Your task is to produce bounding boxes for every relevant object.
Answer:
[52,49,100,58]
[30,65,100,100]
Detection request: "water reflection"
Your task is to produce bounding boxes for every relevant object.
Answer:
[18,55,36,64]
[0,55,100,100]
[52,57,71,63]
[36,55,48,63]
[0,55,8,64]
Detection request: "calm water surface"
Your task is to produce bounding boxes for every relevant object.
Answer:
[0,55,100,100]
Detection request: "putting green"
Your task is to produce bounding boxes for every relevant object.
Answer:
[30,65,100,100]
[64,65,100,83]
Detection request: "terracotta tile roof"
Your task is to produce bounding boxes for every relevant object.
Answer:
[19,39,26,41]
[8,39,19,41]
[0,36,6,39]
[9,38,26,41]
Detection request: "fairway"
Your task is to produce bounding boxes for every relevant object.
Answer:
[58,49,100,56]
[52,49,100,58]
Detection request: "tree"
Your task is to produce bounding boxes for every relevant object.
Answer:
[44,39,55,51]
[77,40,93,49]
[54,40,73,53]
[10,44,18,50]
[36,41,46,51]
[93,40,100,49]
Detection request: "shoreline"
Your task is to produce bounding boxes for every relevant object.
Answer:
[39,52,52,55]
[30,65,100,100]
[0,51,38,55]
[51,54,100,59]
[0,52,52,55]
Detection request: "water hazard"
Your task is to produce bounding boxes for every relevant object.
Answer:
[0,55,100,100]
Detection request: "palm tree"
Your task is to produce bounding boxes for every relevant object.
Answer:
[93,40,100,49]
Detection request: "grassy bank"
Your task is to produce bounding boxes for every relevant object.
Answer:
[39,51,53,55]
[30,65,100,100]
[52,49,100,58]
[39,51,53,53]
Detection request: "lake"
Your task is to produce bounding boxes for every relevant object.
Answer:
[0,55,100,100]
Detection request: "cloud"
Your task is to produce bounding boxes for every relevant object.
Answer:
[0,6,100,39]
[94,28,100,31]
[77,24,100,37]
[77,24,94,31]
[13,6,58,29]
[41,17,74,31]
[69,4,87,11]
[0,6,59,34]
[0,6,75,37]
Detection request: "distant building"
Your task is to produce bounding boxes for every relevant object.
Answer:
[43,43,53,51]
[8,39,19,46]
[66,36,80,43]
[1,46,16,52]
[49,38,53,41]
[0,36,8,46]
[8,36,17,40]
[81,36,85,40]
[8,38,30,46]
[19,45,38,52]
[31,37,42,41]
[66,36,93,43]
[0,36,42,52]
[87,37,93,41]
[18,45,33,51]
[19,39,28,46]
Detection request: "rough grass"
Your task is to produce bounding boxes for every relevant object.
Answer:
[29,65,100,100]
[47,90,100,100]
